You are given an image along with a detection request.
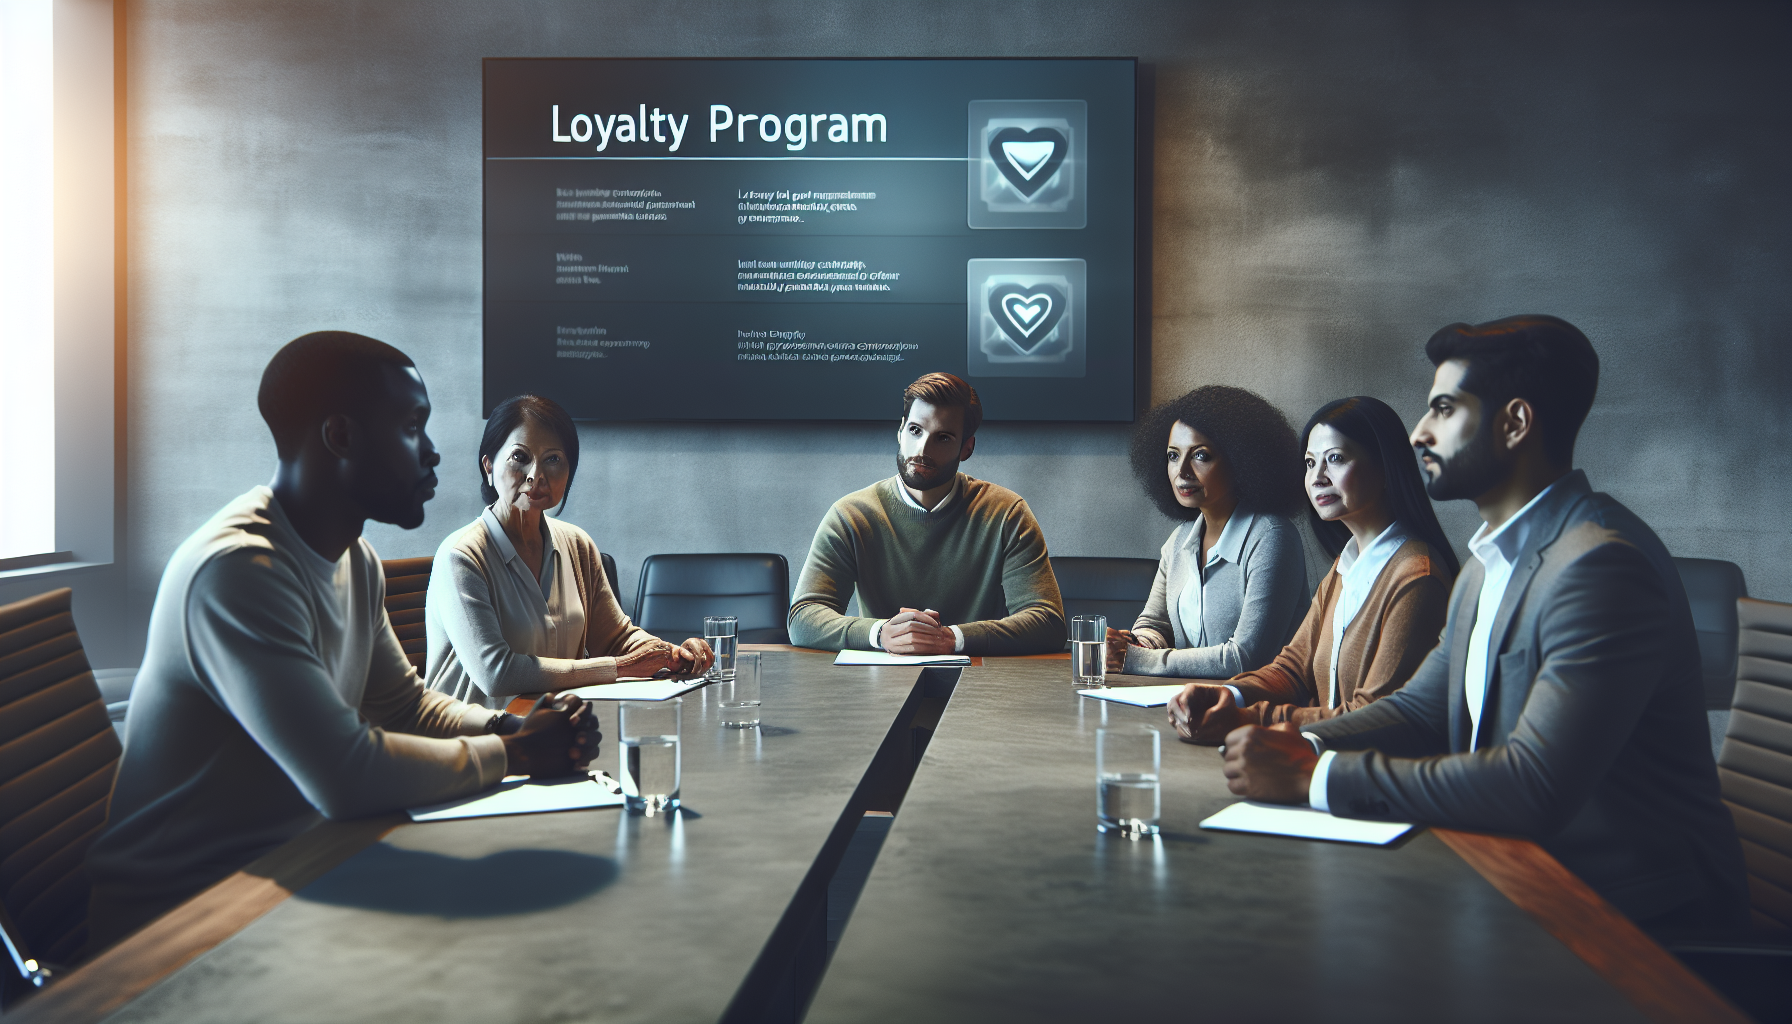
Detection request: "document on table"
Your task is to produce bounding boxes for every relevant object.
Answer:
[408,775,624,822]
[834,650,971,666]
[1198,801,1415,845]
[563,677,709,701]
[1076,684,1187,707]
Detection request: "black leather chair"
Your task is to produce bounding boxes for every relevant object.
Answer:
[0,588,121,986]
[600,551,620,605]
[1050,557,1159,634]
[633,553,791,644]
[1665,596,1792,1023]
[1673,557,1749,710]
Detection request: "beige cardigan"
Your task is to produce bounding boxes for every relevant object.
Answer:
[425,510,662,707]
[1228,538,1453,727]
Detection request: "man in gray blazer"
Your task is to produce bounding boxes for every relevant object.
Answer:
[1220,315,1748,927]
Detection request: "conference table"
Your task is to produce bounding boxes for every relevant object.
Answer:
[15,651,1743,1023]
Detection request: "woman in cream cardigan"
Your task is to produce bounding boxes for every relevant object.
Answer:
[1166,395,1459,742]
[1107,386,1312,679]
[425,395,711,709]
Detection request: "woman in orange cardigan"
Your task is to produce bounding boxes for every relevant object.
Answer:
[1167,396,1459,742]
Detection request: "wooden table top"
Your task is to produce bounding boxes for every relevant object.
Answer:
[809,658,1741,1023]
[13,652,1743,1024]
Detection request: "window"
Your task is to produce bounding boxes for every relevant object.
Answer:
[0,0,58,564]
[0,0,116,577]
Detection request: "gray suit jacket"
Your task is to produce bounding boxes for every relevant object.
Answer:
[1306,471,1748,924]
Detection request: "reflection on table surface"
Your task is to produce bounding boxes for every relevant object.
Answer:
[21,650,1736,1024]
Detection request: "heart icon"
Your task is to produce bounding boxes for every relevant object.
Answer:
[987,127,1068,199]
[987,283,1068,353]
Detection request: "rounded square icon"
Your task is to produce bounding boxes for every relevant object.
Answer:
[982,119,1074,211]
[968,100,1087,230]
[967,259,1087,378]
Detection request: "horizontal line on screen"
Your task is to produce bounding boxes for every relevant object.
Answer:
[486,156,970,162]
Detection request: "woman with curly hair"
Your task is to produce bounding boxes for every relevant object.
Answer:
[1108,385,1310,678]
[1166,396,1459,742]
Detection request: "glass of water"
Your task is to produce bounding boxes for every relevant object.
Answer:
[1096,724,1161,838]
[704,615,738,682]
[719,651,762,729]
[1071,614,1108,688]
[618,699,681,817]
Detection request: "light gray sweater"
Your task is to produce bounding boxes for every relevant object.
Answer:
[1125,511,1309,679]
[86,488,509,949]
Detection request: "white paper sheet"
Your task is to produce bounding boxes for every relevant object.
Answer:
[1076,684,1187,707]
[833,650,971,666]
[407,776,624,822]
[1198,800,1414,845]
[562,678,709,702]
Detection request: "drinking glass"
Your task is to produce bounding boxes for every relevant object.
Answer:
[618,699,681,816]
[1096,724,1161,837]
[1071,614,1107,688]
[719,651,762,729]
[704,615,738,682]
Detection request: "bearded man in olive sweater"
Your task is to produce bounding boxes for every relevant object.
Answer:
[789,373,1065,656]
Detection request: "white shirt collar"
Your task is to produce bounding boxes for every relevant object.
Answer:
[1467,477,1564,569]
[1336,521,1408,583]
[1199,508,1257,567]
[894,473,961,514]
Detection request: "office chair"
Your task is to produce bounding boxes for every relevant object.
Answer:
[1665,595,1792,1022]
[1673,557,1749,710]
[600,551,620,606]
[381,557,434,672]
[0,588,123,998]
[1049,557,1159,634]
[633,554,791,644]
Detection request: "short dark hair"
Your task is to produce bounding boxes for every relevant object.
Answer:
[258,331,416,459]
[1424,315,1599,466]
[1129,385,1304,521]
[1302,396,1461,578]
[479,394,581,511]
[901,372,983,438]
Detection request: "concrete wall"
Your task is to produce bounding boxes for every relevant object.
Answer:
[102,0,1790,664]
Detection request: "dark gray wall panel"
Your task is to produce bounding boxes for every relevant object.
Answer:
[120,1,1792,661]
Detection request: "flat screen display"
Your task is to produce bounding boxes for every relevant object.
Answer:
[483,58,1137,421]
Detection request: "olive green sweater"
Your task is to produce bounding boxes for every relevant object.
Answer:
[788,475,1066,655]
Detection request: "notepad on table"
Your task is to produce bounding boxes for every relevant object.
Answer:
[408,775,624,822]
[563,677,709,701]
[834,650,971,666]
[1198,800,1414,845]
[1076,684,1186,707]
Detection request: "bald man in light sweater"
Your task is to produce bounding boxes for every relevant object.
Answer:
[86,333,598,951]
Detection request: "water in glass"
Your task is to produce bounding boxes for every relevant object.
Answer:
[719,651,761,728]
[1097,772,1161,836]
[709,633,738,682]
[1073,640,1106,687]
[704,615,739,682]
[619,698,681,816]
[1096,723,1160,837]
[621,736,680,815]
[1070,614,1108,688]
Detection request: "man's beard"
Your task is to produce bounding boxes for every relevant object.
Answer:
[351,465,435,530]
[897,454,958,493]
[1418,418,1504,502]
